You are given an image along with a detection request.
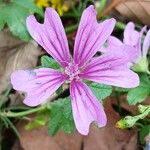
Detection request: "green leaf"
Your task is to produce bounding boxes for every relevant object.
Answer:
[25,110,50,130]
[88,82,112,101]
[48,105,62,136]
[48,97,75,136]
[127,75,150,105]
[41,55,60,69]
[140,125,150,144]
[0,0,43,41]
[61,117,75,134]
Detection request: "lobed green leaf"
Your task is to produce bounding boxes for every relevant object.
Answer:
[0,0,43,41]
[48,97,75,136]
[127,75,150,105]
[88,82,112,101]
[41,55,61,69]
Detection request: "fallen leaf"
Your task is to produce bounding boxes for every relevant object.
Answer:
[115,0,150,26]
[16,121,83,150]
[0,29,42,93]
[101,0,123,17]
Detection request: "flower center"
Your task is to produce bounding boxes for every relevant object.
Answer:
[64,63,80,81]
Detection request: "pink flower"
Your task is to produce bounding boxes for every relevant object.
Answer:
[103,22,150,65]
[11,6,139,135]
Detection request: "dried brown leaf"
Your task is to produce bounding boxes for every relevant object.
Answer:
[101,0,124,17]
[115,0,150,26]
[16,121,82,150]
[0,29,42,93]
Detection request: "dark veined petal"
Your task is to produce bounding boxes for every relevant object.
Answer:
[11,68,66,106]
[80,54,139,88]
[70,80,107,135]
[102,36,139,63]
[73,5,116,67]
[26,8,70,67]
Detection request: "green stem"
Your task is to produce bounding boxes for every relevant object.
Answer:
[0,86,11,108]
[115,91,121,114]
[65,24,78,34]
[116,21,126,30]
[0,105,47,118]
[102,16,126,30]
[97,0,107,18]
[63,12,80,18]
[135,122,144,128]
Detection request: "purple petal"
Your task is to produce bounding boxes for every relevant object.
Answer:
[102,35,123,52]
[104,36,139,62]
[70,80,107,135]
[101,36,123,53]
[143,29,150,57]
[73,5,116,67]
[11,68,65,106]
[102,37,139,63]
[107,36,123,46]
[26,8,70,67]
[80,54,139,88]
[137,26,147,58]
[123,22,140,46]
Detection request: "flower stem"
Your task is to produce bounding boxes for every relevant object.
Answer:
[65,24,78,34]
[102,16,126,30]
[97,0,107,18]
[116,21,126,30]
[63,12,80,18]
[0,86,11,108]
[0,105,48,118]
[135,122,144,128]
[115,91,121,114]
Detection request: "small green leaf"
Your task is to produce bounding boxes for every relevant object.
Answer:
[88,82,112,101]
[25,110,50,130]
[61,117,75,134]
[127,75,150,105]
[0,0,43,41]
[140,125,150,144]
[48,97,75,136]
[41,55,60,69]
[48,108,62,136]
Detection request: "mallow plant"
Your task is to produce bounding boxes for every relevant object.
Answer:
[10,5,139,135]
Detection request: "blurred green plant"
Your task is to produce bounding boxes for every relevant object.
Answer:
[127,74,150,105]
[0,0,43,41]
